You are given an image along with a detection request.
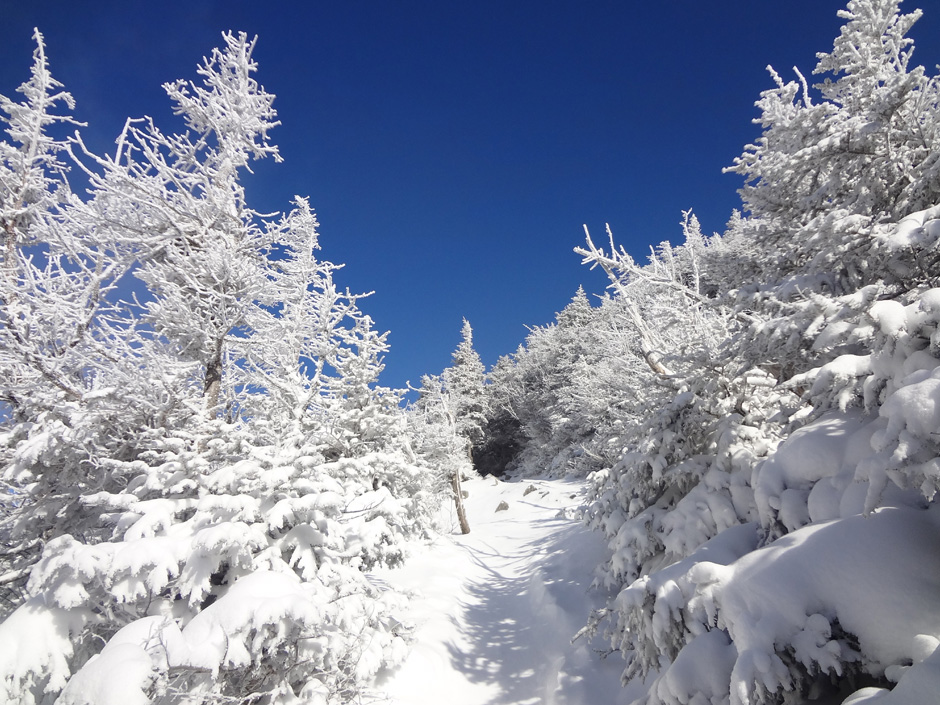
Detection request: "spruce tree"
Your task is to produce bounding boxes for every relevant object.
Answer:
[442,318,487,450]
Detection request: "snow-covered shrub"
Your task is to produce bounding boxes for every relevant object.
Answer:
[582,367,790,677]
[0,417,434,704]
[623,500,940,705]
[0,389,440,704]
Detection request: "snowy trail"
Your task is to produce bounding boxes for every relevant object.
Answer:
[373,476,648,705]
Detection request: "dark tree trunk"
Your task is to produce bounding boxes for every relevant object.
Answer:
[204,345,223,418]
[451,471,470,534]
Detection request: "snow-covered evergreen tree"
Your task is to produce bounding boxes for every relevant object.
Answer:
[442,318,487,451]
[404,319,487,533]
[0,29,160,612]
[407,372,472,533]
[480,287,612,477]
[725,0,940,288]
[572,3,940,704]
[76,31,281,419]
[0,31,440,705]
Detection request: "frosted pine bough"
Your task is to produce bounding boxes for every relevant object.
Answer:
[0,31,446,705]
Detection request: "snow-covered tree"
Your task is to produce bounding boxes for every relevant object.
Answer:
[575,214,789,581]
[479,288,611,477]
[402,319,488,534]
[572,4,940,704]
[0,31,440,705]
[0,30,161,612]
[408,373,472,534]
[235,198,343,443]
[725,0,940,287]
[73,31,280,419]
[323,312,403,458]
[442,318,487,450]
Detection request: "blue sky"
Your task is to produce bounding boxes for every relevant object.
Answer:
[4,1,939,392]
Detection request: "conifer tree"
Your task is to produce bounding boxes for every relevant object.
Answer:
[76,31,280,418]
[410,372,472,534]
[575,4,940,704]
[725,0,940,285]
[0,32,439,704]
[442,318,487,450]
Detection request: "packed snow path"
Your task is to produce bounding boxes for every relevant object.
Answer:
[373,476,648,705]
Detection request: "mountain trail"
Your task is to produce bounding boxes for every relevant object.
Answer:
[373,475,648,705]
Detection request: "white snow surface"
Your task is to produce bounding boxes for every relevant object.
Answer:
[372,475,649,705]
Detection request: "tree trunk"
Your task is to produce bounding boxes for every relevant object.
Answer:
[451,471,470,534]
[204,345,223,418]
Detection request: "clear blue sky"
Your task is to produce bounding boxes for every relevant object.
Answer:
[4,1,939,392]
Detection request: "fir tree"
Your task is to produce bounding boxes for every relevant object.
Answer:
[442,318,487,450]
